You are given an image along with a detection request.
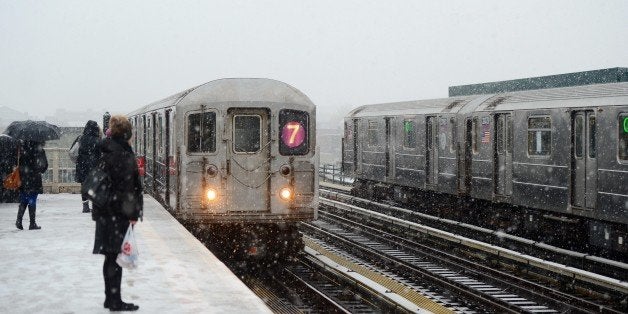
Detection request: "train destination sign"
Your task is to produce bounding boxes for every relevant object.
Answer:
[281,121,306,148]
[624,116,628,133]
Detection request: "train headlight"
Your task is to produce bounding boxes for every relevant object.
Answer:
[279,187,293,201]
[206,188,218,201]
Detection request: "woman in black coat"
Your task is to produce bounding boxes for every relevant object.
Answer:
[92,115,142,311]
[75,120,101,213]
[16,140,48,230]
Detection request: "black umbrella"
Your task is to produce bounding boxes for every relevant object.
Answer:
[4,120,61,142]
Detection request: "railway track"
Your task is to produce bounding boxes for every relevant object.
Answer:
[312,188,627,312]
[232,253,412,313]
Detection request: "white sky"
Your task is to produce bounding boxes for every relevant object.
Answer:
[1,0,626,127]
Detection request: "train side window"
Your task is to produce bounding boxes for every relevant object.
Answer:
[402,120,416,149]
[472,117,479,154]
[449,117,456,153]
[157,114,163,157]
[496,115,504,154]
[506,115,513,153]
[588,116,596,158]
[233,115,261,153]
[527,116,551,156]
[619,114,628,161]
[367,120,378,146]
[575,115,583,158]
[187,112,216,153]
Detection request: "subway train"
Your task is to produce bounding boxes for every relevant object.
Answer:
[127,78,318,259]
[342,69,628,255]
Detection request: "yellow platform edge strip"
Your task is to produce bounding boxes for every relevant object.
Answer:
[305,238,455,314]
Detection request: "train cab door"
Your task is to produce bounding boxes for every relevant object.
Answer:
[494,113,513,196]
[425,116,438,187]
[226,108,271,212]
[571,111,597,209]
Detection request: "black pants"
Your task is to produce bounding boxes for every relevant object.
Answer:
[103,253,122,303]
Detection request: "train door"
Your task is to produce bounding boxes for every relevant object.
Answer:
[385,117,394,179]
[226,108,271,212]
[156,113,166,202]
[353,118,360,173]
[426,116,438,186]
[461,118,473,194]
[571,110,597,209]
[494,113,513,196]
[165,109,175,209]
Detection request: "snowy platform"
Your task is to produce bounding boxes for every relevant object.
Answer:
[0,194,272,313]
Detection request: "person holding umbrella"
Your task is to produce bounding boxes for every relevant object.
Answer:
[4,120,59,230]
[15,141,48,229]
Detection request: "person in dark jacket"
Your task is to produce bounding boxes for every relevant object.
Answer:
[0,134,19,203]
[76,120,102,213]
[92,115,142,312]
[16,140,48,230]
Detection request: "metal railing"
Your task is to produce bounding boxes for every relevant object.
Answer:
[318,164,353,185]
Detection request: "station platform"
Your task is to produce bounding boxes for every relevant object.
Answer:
[0,194,272,313]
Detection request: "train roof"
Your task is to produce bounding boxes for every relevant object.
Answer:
[479,81,628,111]
[127,78,315,116]
[449,67,628,97]
[346,95,480,118]
[346,82,628,119]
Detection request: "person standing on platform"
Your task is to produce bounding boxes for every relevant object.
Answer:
[92,115,142,311]
[75,120,102,213]
[16,140,48,230]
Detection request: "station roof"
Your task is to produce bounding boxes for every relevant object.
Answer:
[449,67,628,97]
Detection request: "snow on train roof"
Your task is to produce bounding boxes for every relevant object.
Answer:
[346,95,479,117]
[127,78,315,116]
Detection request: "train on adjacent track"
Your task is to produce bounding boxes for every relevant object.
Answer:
[127,78,318,259]
[342,68,628,256]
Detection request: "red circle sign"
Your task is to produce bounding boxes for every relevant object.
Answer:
[281,121,305,148]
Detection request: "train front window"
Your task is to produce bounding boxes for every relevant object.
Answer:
[527,116,551,156]
[187,112,216,153]
[233,115,261,153]
[619,114,628,161]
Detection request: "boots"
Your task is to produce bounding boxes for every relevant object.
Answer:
[82,201,91,213]
[16,203,26,230]
[28,204,41,230]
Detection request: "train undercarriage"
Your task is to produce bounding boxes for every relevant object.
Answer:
[186,221,304,264]
[352,179,628,262]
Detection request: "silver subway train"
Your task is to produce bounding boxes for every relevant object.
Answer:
[128,78,318,259]
[343,80,628,254]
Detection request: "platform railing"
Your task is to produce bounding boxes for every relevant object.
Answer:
[318,163,354,185]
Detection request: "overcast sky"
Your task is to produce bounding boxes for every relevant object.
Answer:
[1,0,626,127]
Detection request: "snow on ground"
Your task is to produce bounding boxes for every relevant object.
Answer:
[0,194,271,313]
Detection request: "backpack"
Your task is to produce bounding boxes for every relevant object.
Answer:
[68,135,81,163]
[81,161,112,220]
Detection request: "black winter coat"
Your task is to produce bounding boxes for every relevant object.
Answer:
[0,134,18,177]
[93,137,143,255]
[18,141,48,194]
[75,120,101,183]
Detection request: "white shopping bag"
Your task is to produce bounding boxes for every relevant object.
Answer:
[116,225,139,269]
